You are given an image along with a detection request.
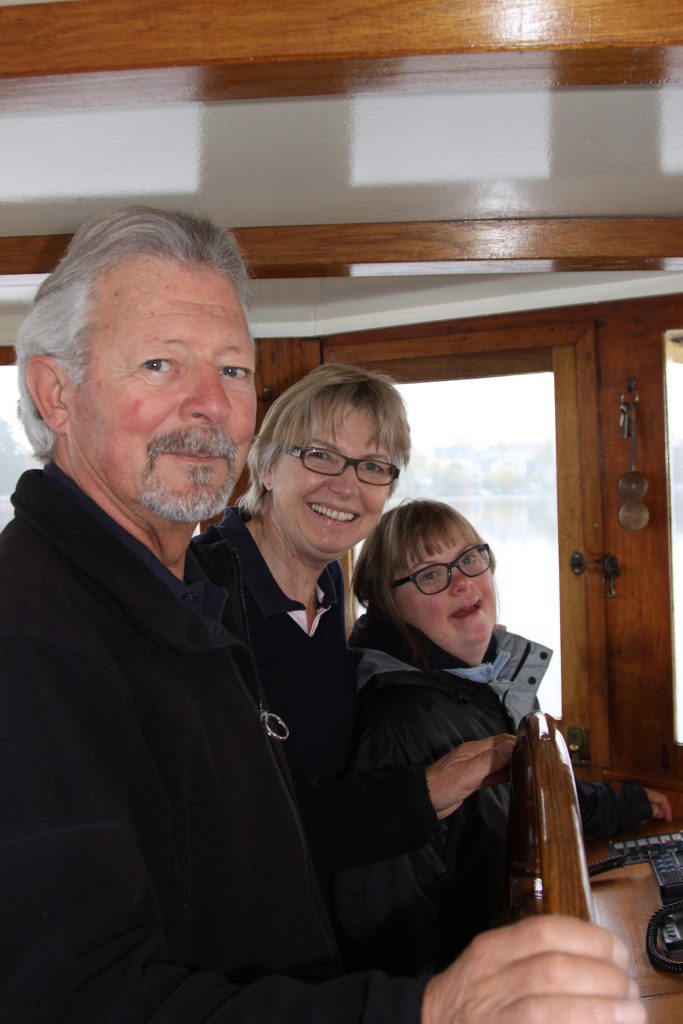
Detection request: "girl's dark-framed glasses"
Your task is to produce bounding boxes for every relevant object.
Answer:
[392,543,492,595]
[287,446,400,486]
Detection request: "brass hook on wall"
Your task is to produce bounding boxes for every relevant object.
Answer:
[617,378,649,531]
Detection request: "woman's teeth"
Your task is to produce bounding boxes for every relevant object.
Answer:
[309,503,356,522]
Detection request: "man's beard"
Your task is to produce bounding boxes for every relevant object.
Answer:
[139,426,238,523]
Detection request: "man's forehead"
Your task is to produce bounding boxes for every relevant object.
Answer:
[90,255,248,322]
[90,253,218,289]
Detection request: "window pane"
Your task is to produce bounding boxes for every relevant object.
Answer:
[392,374,561,717]
[0,366,41,531]
[665,331,683,742]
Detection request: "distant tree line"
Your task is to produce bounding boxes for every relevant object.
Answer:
[396,440,556,499]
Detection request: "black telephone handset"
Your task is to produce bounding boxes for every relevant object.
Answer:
[646,898,683,974]
[645,843,683,973]
[648,842,683,904]
[606,830,683,974]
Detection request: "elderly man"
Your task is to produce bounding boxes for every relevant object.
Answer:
[0,206,643,1024]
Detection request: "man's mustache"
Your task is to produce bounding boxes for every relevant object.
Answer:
[147,427,236,464]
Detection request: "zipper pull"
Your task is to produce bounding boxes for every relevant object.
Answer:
[260,708,290,740]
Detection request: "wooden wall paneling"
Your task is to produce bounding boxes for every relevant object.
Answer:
[559,326,611,768]
[595,300,678,780]
[254,337,322,407]
[572,325,612,770]
[324,349,551,385]
[213,336,322,512]
[324,318,590,367]
[552,343,592,746]
[2,0,683,111]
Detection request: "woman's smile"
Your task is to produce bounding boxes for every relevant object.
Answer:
[308,501,358,523]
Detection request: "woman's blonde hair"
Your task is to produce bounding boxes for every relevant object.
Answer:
[353,498,495,667]
[239,363,411,518]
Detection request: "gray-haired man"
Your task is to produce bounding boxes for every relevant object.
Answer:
[0,206,643,1024]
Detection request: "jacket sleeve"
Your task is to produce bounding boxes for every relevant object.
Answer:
[576,779,653,839]
[0,634,429,1024]
[333,682,497,975]
[295,765,440,874]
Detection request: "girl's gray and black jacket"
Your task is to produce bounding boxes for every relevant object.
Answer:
[334,613,652,976]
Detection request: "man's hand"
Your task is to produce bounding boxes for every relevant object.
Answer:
[644,786,672,822]
[421,915,645,1024]
[425,734,514,819]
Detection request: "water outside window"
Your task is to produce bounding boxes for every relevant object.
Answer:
[0,366,41,530]
[390,374,562,717]
[665,331,683,742]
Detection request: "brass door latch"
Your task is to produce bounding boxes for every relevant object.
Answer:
[567,726,590,765]
[569,551,621,598]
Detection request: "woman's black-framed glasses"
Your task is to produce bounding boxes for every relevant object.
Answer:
[392,543,492,595]
[288,446,400,486]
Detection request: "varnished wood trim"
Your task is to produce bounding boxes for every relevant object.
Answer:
[331,348,552,384]
[201,336,320,523]
[1,1,683,111]
[325,323,582,366]
[0,235,73,277]
[240,220,683,277]
[573,326,611,767]
[554,344,593,747]
[2,219,682,278]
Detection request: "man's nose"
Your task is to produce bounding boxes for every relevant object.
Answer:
[182,367,230,422]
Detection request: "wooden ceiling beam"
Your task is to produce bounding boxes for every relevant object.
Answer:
[239,220,683,276]
[1,0,683,111]
[2,219,682,278]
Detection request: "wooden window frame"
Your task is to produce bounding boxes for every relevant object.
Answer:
[316,292,683,807]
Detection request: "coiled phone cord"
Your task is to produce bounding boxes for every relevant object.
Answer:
[645,897,683,974]
[587,852,683,972]
[587,853,628,877]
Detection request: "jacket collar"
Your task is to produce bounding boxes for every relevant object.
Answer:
[350,612,552,729]
[11,469,247,655]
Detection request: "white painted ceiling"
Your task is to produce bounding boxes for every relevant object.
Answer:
[2,4,683,338]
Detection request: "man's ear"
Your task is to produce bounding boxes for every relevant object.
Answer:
[25,356,73,434]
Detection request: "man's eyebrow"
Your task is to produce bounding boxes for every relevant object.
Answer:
[146,337,254,356]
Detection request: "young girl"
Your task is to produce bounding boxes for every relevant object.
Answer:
[336,498,670,975]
